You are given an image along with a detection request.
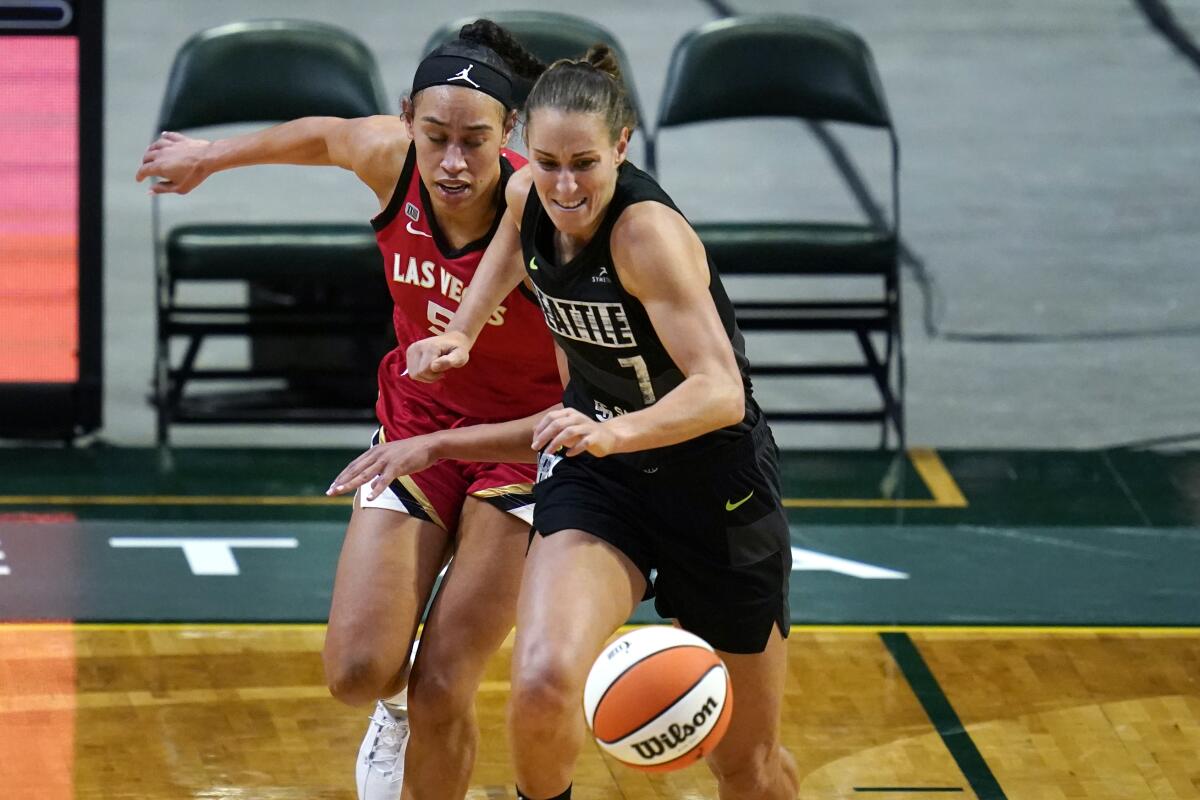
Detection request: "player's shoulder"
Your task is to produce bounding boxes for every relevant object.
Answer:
[505,164,534,226]
[343,115,411,193]
[612,200,689,254]
[353,115,410,160]
[610,198,705,295]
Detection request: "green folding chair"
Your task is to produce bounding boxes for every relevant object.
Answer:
[649,15,904,447]
[151,19,391,444]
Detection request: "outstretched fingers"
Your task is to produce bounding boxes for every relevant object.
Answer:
[327,449,384,496]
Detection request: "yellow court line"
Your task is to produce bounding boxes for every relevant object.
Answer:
[783,498,948,509]
[4,622,1198,636]
[787,624,1200,635]
[908,448,969,507]
[0,622,330,632]
[0,448,967,509]
[0,680,514,715]
[0,495,349,506]
[782,447,967,509]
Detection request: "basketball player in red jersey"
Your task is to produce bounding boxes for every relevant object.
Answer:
[137,22,561,800]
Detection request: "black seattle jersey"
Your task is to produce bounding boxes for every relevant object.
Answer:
[521,161,760,467]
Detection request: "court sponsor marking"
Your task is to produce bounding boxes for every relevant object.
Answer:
[792,546,907,579]
[109,537,298,576]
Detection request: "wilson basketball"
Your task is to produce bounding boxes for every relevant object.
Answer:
[583,626,733,772]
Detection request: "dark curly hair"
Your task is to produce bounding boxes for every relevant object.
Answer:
[408,19,547,118]
[457,19,545,84]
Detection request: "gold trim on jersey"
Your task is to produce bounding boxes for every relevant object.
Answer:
[471,483,535,498]
[396,474,448,531]
[377,427,448,530]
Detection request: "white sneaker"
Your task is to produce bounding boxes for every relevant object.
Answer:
[356,701,410,800]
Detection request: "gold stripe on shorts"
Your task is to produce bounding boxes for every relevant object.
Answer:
[396,474,448,531]
[471,482,535,498]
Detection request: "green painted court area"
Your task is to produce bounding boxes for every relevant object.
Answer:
[0,447,1197,625]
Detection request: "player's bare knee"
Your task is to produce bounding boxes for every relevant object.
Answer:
[324,651,399,706]
[510,652,579,730]
[407,666,473,730]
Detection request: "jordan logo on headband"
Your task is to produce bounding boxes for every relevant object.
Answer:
[447,64,481,88]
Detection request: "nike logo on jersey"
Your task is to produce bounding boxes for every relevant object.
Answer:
[725,490,754,511]
[447,65,481,88]
[528,256,538,271]
[406,221,433,238]
[533,286,637,348]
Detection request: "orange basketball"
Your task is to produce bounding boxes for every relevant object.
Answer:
[583,626,733,772]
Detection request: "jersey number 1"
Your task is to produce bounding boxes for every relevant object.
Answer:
[618,355,657,405]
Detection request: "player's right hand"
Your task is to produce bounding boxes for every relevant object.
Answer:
[135,131,212,195]
[406,332,471,382]
[326,437,441,500]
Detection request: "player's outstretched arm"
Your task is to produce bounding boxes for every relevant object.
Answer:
[326,403,562,499]
[134,115,407,204]
[406,166,533,382]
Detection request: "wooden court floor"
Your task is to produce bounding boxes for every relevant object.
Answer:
[2,624,1198,799]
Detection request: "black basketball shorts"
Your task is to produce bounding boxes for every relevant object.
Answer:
[532,416,791,654]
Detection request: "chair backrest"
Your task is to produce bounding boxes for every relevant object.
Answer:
[156,19,390,132]
[657,15,891,130]
[420,12,645,127]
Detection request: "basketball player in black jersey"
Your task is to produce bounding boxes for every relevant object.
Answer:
[408,47,799,800]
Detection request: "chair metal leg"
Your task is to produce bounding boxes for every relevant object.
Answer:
[854,328,902,449]
[164,334,204,432]
[154,329,170,447]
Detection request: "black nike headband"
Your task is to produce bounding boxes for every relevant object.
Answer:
[411,54,515,110]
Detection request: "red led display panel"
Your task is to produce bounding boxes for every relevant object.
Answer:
[0,36,79,382]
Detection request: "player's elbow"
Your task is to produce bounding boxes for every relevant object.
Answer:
[713,378,745,428]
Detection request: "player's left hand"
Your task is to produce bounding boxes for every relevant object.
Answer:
[326,436,441,500]
[532,407,620,458]
[135,132,212,194]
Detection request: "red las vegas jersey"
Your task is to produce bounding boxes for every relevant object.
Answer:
[370,147,561,428]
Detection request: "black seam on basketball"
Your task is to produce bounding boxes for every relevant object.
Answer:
[649,688,732,770]
[597,662,723,746]
[589,643,693,729]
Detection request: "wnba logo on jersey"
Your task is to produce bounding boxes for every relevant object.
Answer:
[534,288,637,349]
